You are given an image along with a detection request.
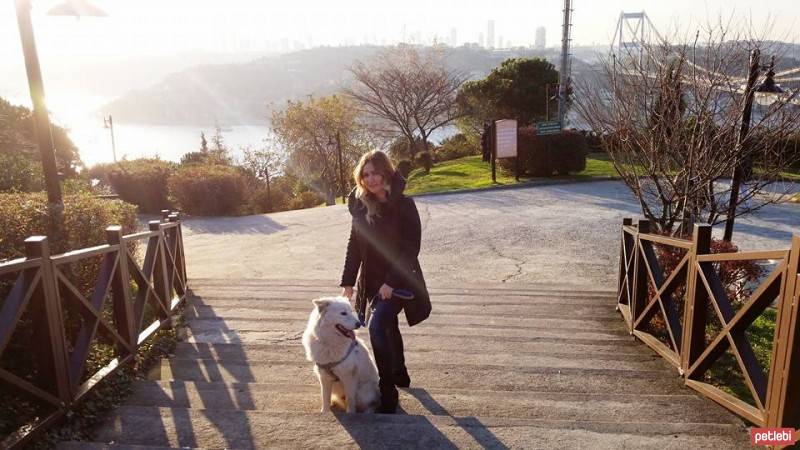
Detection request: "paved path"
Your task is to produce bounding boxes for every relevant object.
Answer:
[181,181,800,288]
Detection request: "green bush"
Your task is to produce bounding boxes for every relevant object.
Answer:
[434,133,480,162]
[0,153,44,192]
[246,186,290,214]
[168,164,247,216]
[396,160,413,179]
[105,159,175,213]
[416,152,434,173]
[500,128,588,176]
[287,191,324,210]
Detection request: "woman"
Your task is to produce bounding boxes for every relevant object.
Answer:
[340,150,431,414]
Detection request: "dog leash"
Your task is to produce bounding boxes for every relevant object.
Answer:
[316,339,358,381]
[360,288,415,326]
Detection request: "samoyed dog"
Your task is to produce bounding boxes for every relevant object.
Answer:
[302,297,380,413]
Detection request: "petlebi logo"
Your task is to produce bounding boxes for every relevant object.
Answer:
[750,428,798,446]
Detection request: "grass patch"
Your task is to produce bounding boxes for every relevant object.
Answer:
[405,153,619,196]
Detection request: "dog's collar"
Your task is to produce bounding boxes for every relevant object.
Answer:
[316,339,358,372]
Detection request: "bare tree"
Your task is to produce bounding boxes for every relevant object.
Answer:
[241,138,284,209]
[271,95,372,205]
[574,24,800,237]
[345,45,466,159]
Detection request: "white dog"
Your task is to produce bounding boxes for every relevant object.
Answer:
[302,297,380,413]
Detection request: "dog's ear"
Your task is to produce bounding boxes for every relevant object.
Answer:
[312,298,332,312]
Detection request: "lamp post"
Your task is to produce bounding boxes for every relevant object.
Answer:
[104,115,117,162]
[723,50,784,242]
[15,0,108,242]
[328,132,345,204]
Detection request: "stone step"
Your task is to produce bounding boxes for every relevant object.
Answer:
[169,342,667,372]
[189,290,617,305]
[186,301,622,328]
[182,319,632,346]
[90,406,749,449]
[173,339,651,362]
[58,443,197,450]
[158,359,687,395]
[127,381,739,425]
[188,278,618,296]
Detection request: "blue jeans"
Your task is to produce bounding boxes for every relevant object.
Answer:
[368,297,406,389]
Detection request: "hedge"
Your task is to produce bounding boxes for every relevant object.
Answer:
[105,159,175,213]
[500,128,588,176]
[168,164,248,216]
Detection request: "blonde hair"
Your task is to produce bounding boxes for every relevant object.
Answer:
[353,150,395,224]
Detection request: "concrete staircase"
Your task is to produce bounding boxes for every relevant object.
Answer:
[59,279,750,449]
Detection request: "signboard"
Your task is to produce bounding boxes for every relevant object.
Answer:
[494,119,517,158]
[536,120,562,135]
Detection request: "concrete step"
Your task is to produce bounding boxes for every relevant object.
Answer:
[172,340,652,362]
[127,381,739,425]
[182,317,632,344]
[168,342,668,372]
[58,443,198,450]
[90,406,749,449]
[188,278,618,296]
[185,305,626,332]
[190,290,616,309]
[158,359,687,395]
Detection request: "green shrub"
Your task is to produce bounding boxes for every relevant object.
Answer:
[0,191,138,261]
[287,191,324,210]
[500,128,587,176]
[168,164,247,216]
[396,160,413,179]
[0,153,44,192]
[105,159,175,213]
[416,152,433,173]
[246,186,290,214]
[434,133,480,162]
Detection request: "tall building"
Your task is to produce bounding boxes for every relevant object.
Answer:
[535,27,546,49]
[487,20,495,49]
[450,28,458,47]
[478,32,485,48]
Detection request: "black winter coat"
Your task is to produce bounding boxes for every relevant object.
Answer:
[340,171,431,327]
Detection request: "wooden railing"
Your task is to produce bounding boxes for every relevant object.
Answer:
[617,218,800,431]
[0,212,187,449]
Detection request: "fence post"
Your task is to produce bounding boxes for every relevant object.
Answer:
[618,218,632,303]
[681,224,711,375]
[631,220,650,327]
[766,235,800,431]
[24,236,71,404]
[149,221,172,321]
[106,226,136,351]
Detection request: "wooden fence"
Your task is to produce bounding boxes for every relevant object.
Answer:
[617,218,799,432]
[0,212,187,449]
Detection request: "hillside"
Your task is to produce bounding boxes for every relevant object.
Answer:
[101,45,585,126]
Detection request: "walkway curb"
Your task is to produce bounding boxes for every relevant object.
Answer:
[409,176,619,198]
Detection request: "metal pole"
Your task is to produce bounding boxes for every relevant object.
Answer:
[557,0,573,125]
[723,49,760,242]
[15,0,63,208]
[491,121,497,183]
[106,115,117,162]
[336,131,345,203]
[545,83,550,121]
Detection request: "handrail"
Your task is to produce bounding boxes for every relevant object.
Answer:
[0,211,188,449]
[615,218,800,430]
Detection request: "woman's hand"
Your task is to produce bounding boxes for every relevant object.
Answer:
[341,286,354,301]
[379,283,394,300]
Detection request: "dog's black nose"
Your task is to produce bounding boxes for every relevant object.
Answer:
[354,321,362,330]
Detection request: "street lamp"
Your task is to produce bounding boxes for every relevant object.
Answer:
[14,0,108,217]
[723,49,784,242]
[328,133,346,204]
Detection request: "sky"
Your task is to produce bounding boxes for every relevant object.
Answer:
[1,0,798,60]
[1,0,798,115]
